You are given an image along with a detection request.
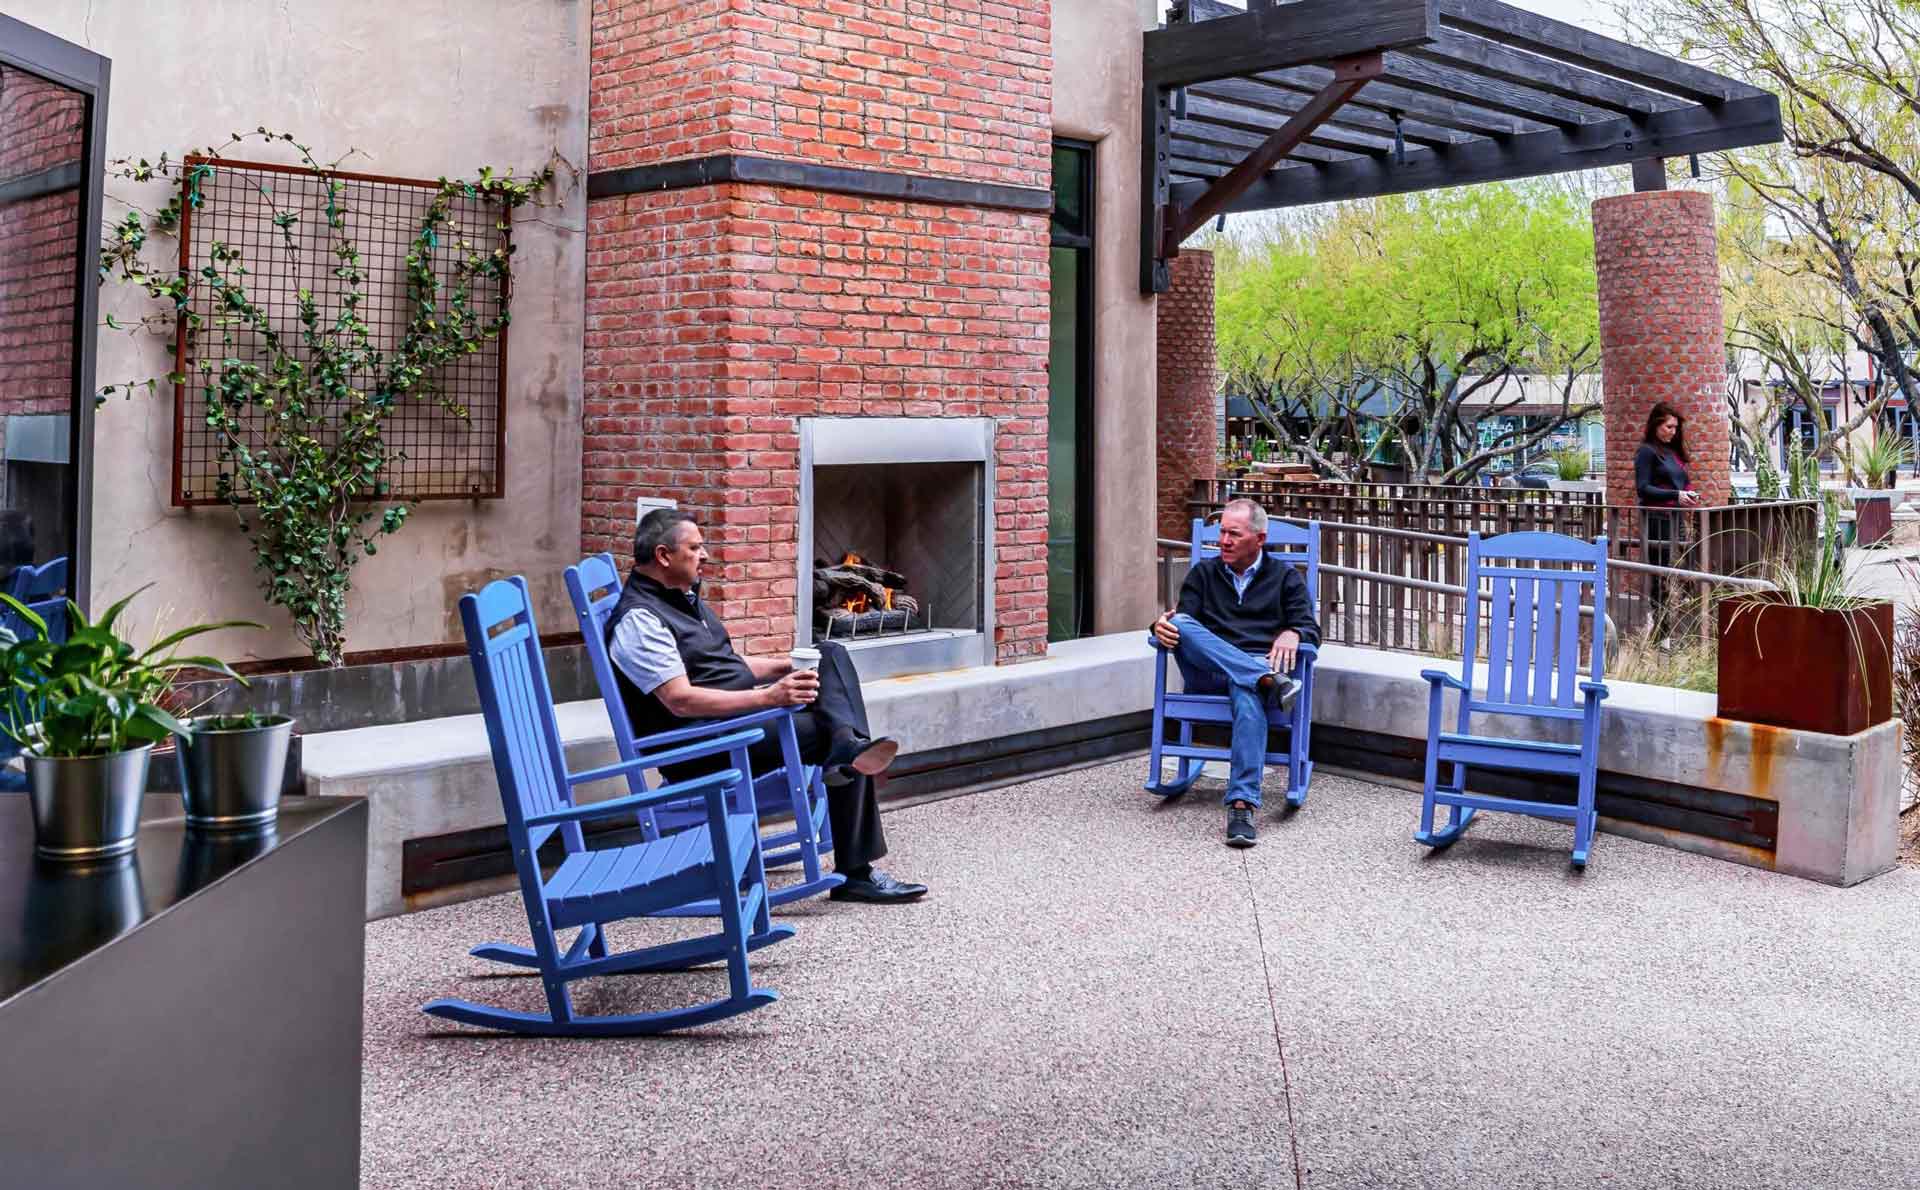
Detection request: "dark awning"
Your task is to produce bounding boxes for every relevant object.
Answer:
[1141,0,1783,291]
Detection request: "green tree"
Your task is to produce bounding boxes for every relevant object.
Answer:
[1215,183,1601,483]
[1627,0,1920,467]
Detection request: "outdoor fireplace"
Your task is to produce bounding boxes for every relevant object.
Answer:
[798,418,994,678]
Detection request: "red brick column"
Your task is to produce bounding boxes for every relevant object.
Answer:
[1592,190,1730,508]
[1156,251,1216,539]
[584,0,1053,663]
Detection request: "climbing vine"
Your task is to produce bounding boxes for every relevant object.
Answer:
[98,130,554,665]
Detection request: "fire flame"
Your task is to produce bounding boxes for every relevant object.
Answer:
[833,552,894,613]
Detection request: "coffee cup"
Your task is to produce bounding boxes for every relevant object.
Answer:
[789,646,822,672]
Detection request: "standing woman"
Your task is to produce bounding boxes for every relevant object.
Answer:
[1635,402,1701,633]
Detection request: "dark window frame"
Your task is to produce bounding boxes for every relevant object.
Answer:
[0,15,110,614]
[1050,137,1096,640]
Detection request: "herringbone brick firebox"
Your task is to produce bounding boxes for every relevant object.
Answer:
[581,0,1055,665]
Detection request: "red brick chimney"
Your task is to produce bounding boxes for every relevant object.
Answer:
[583,0,1054,662]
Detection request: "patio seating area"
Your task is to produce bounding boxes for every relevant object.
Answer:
[363,762,1920,1189]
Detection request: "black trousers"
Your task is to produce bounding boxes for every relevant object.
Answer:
[666,640,887,872]
[1646,508,1676,633]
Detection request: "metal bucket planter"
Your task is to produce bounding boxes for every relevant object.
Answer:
[25,744,154,862]
[174,716,295,832]
[1717,597,1894,735]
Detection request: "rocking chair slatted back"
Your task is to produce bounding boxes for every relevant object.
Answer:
[1461,531,1607,724]
[565,552,648,799]
[462,577,580,859]
[1188,517,1321,604]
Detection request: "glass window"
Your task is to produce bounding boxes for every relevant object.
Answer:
[0,60,89,617]
[1048,142,1094,642]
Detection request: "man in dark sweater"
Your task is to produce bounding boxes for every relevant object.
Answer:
[604,508,928,904]
[1150,498,1321,848]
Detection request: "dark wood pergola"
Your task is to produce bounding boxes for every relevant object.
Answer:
[1140,0,1784,291]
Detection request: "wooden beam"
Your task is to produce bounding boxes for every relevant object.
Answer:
[1172,117,1360,165]
[1170,90,1782,212]
[1632,156,1668,191]
[1145,0,1437,90]
[1436,0,1763,105]
[1167,52,1385,246]
[1213,66,1551,139]
[1179,94,1400,155]
[1376,50,1614,129]
[1188,77,1468,147]
[1406,28,1687,117]
[1140,85,1173,293]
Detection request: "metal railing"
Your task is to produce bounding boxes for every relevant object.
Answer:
[1184,479,1814,641]
[1156,518,1779,663]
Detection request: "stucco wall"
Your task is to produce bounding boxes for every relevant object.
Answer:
[7,0,588,661]
[1052,0,1161,634]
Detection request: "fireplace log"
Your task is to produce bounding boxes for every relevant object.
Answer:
[820,608,915,636]
[815,559,907,589]
[813,569,887,607]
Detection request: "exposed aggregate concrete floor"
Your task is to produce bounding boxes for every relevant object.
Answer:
[363,763,1920,1189]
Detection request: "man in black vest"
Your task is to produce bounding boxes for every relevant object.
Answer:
[606,508,928,903]
[1150,498,1320,849]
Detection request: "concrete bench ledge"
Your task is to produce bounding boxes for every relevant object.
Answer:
[308,632,1898,919]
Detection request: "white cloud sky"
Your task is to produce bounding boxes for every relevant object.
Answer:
[1519,0,1617,35]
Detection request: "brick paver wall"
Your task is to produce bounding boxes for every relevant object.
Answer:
[1156,251,1215,540]
[0,67,87,479]
[586,0,1053,663]
[1592,190,1730,508]
[589,0,1049,187]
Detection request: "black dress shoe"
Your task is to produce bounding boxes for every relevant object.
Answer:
[829,868,929,903]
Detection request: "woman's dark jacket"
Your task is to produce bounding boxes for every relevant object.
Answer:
[1634,443,1691,508]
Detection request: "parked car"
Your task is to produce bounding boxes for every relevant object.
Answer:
[1501,461,1558,489]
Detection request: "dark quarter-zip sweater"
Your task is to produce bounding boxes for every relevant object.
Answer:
[1176,555,1321,655]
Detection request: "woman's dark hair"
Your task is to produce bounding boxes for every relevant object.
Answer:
[1642,401,1689,462]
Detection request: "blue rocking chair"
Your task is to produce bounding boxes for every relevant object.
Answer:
[1144,518,1320,809]
[6,556,66,604]
[565,554,842,911]
[422,577,793,1037]
[1416,531,1612,867]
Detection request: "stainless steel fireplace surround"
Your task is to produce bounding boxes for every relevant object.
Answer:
[797,417,995,679]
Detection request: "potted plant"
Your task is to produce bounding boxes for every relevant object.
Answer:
[1547,445,1602,494]
[0,590,253,861]
[1717,506,1893,736]
[173,709,296,831]
[1849,433,1909,546]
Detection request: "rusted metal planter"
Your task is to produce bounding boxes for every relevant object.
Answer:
[1717,597,1894,735]
[1853,492,1894,548]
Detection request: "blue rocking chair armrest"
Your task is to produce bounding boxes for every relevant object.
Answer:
[1579,680,1612,701]
[1420,669,1469,692]
[565,727,766,787]
[624,707,794,754]
[528,768,743,828]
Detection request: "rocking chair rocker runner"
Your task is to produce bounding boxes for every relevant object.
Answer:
[422,577,792,1037]
[1416,531,1612,867]
[566,554,843,911]
[1145,518,1320,808]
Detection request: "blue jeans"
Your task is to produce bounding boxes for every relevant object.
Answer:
[1161,613,1272,809]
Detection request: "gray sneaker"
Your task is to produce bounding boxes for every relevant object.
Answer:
[1258,672,1302,712]
[1226,804,1257,848]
